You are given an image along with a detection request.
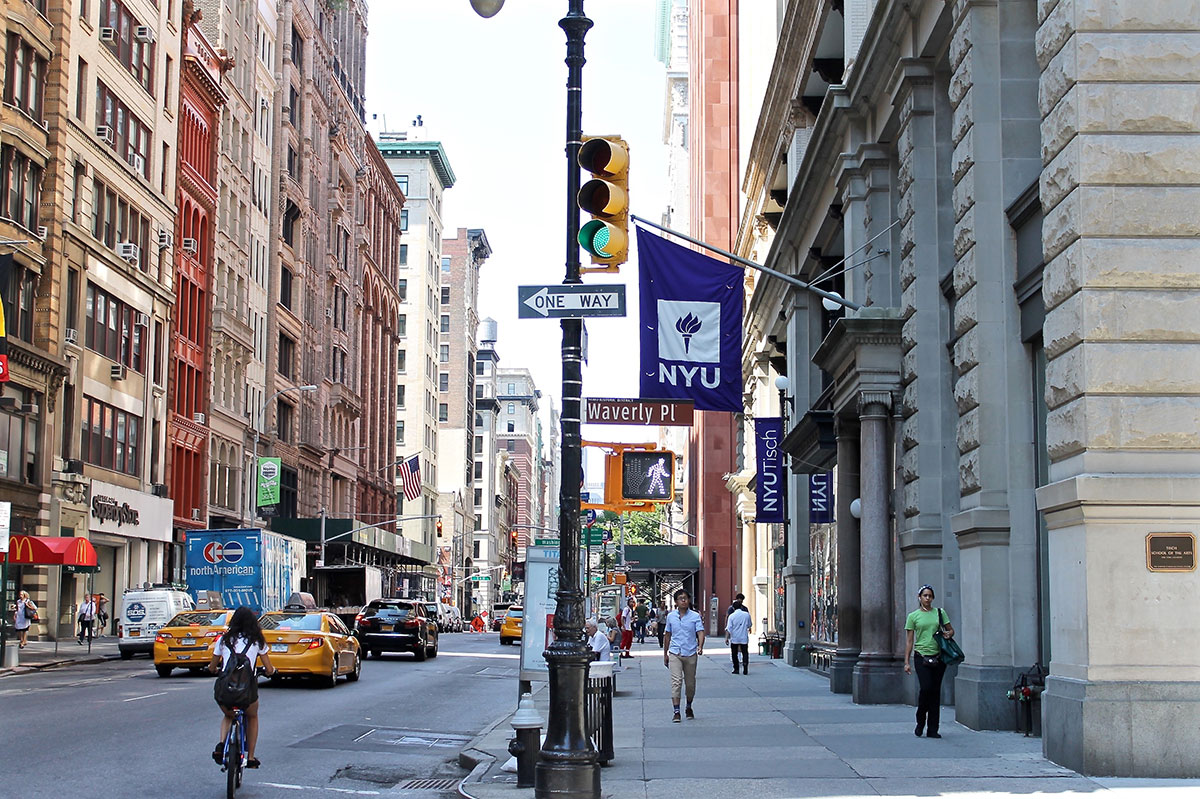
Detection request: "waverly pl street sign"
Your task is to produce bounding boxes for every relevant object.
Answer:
[518,284,627,318]
[584,397,694,426]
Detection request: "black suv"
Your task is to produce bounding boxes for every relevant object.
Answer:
[353,599,439,661]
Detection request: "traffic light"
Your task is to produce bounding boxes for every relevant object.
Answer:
[436,520,443,538]
[577,135,629,272]
[620,451,675,502]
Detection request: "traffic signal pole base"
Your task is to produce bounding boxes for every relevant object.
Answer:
[535,643,599,799]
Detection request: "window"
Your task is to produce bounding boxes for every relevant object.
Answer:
[80,396,141,476]
[440,286,450,305]
[279,265,293,309]
[507,422,515,433]
[507,382,515,393]
[333,286,348,330]
[397,278,407,302]
[99,0,155,94]
[439,344,449,363]
[0,145,44,232]
[75,58,87,119]
[474,435,482,454]
[396,385,405,408]
[2,261,37,343]
[507,403,515,414]
[399,244,407,266]
[95,81,150,178]
[473,488,482,507]
[506,440,515,452]
[441,257,451,273]
[400,209,408,231]
[89,176,151,268]
[84,283,146,371]
[396,175,408,194]
[5,34,47,121]
[438,403,448,422]
[395,420,405,443]
[476,361,485,376]
[278,333,296,379]
[439,373,449,392]
[440,314,450,333]
[282,201,299,246]
[279,465,298,518]
[397,349,406,373]
[397,314,407,337]
[474,461,483,480]
[0,386,40,484]
[276,401,295,443]
[330,347,347,383]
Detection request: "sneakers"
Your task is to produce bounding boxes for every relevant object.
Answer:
[672,712,681,723]
[927,732,942,739]
[212,743,224,765]
[685,707,695,720]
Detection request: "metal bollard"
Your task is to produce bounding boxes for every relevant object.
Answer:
[508,693,542,788]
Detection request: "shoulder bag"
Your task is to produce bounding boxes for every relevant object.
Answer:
[935,608,964,666]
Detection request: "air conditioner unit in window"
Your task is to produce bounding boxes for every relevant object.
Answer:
[191,508,202,521]
[151,483,168,498]
[134,26,155,43]
[64,327,79,345]
[65,459,85,474]
[158,229,173,249]
[193,413,206,425]
[37,226,47,240]
[136,312,150,327]
[99,27,116,42]
[96,125,114,145]
[111,363,127,380]
[182,238,198,253]
[325,308,333,319]
[128,152,145,173]
[117,242,140,263]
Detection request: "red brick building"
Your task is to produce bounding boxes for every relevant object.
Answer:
[169,20,226,533]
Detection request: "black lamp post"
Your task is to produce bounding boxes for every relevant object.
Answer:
[470,1,599,797]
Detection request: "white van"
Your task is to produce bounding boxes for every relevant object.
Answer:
[442,604,463,633]
[118,586,194,658]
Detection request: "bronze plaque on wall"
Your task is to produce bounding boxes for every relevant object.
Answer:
[1146,533,1196,572]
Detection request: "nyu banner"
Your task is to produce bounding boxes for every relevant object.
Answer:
[755,418,785,523]
[637,226,743,412]
[809,472,834,524]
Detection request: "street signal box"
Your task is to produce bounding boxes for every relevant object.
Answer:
[577,135,629,272]
[619,450,675,502]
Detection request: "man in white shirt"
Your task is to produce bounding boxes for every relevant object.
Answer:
[586,619,611,662]
[77,594,97,645]
[619,597,635,656]
[662,589,705,722]
[725,600,752,675]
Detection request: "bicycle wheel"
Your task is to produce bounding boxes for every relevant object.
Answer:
[225,727,241,799]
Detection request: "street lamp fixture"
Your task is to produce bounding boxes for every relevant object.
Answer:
[468,0,505,17]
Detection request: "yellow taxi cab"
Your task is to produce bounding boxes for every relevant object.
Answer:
[153,609,234,678]
[499,605,523,646]
[259,604,362,686]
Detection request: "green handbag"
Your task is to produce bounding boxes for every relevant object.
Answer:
[936,609,965,665]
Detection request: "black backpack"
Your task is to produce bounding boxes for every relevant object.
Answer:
[213,638,257,707]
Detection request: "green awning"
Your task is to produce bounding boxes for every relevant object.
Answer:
[621,545,700,571]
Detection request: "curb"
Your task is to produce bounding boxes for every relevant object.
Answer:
[0,653,119,677]
[456,758,495,799]
[456,708,511,771]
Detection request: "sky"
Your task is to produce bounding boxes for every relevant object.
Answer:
[366,1,675,473]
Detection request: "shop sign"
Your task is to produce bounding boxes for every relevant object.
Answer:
[89,480,172,542]
[91,495,140,527]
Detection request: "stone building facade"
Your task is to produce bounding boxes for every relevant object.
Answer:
[736,0,1200,778]
[495,366,542,558]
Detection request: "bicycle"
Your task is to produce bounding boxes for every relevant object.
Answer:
[220,704,249,799]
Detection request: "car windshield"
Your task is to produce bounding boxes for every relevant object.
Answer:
[363,602,414,619]
[424,604,439,615]
[507,609,524,619]
[261,613,324,631]
[167,611,228,627]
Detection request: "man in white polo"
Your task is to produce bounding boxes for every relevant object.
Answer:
[662,588,705,723]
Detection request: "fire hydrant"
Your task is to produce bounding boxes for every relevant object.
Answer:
[508,693,542,788]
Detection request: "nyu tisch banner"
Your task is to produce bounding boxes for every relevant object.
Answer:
[637,227,743,412]
[755,418,785,523]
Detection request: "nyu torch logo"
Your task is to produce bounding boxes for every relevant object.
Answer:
[657,300,721,389]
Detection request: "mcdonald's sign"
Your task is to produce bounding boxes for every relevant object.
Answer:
[0,534,99,567]
[9,534,35,563]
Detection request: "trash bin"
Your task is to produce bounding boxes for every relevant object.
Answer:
[586,660,615,765]
[758,638,770,656]
[2,643,18,669]
[770,636,784,659]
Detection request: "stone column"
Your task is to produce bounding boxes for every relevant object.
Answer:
[853,391,905,703]
[829,420,860,694]
[1035,0,1200,777]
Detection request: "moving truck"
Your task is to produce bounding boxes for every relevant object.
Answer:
[310,564,383,626]
[185,529,306,614]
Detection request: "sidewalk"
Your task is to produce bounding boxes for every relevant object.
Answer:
[0,636,121,676]
[458,644,1200,799]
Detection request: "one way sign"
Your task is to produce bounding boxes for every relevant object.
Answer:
[518,284,627,319]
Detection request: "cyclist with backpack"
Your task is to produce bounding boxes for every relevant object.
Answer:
[208,607,276,768]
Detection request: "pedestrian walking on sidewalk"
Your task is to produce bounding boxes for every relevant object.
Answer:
[13,591,37,648]
[78,594,97,645]
[96,593,109,636]
[904,584,955,738]
[619,597,635,656]
[656,602,668,647]
[663,589,705,723]
[635,599,649,644]
[726,600,752,674]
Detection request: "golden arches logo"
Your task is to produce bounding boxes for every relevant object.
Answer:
[75,538,91,563]
[11,535,35,562]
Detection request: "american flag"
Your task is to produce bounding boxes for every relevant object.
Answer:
[398,454,422,501]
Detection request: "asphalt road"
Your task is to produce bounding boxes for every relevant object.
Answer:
[0,631,521,799]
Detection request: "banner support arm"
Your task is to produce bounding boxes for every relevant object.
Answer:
[630,215,864,311]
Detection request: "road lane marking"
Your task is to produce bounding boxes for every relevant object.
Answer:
[122,691,167,702]
[261,784,380,796]
[434,651,519,660]
[352,729,376,742]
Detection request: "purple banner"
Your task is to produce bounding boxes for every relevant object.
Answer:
[755,418,785,523]
[809,472,834,524]
[637,226,743,412]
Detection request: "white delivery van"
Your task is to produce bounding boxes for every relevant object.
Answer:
[119,586,195,658]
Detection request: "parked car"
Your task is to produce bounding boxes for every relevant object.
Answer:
[500,606,523,646]
[152,609,233,677]
[354,599,439,661]
[258,602,362,686]
[443,604,463,632]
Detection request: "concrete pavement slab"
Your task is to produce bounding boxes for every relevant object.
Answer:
[644,756,861,780]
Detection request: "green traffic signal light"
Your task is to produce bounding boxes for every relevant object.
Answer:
[577,136,629,270]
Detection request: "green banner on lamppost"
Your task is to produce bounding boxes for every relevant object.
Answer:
[257,457,281,508]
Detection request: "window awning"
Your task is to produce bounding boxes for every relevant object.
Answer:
[1,535,99,567]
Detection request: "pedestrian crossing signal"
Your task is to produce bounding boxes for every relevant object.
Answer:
[620,451,675,502]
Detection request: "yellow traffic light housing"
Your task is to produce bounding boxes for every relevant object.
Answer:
[577,135,629,273]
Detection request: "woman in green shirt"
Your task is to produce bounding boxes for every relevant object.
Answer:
[903,584,954,738]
